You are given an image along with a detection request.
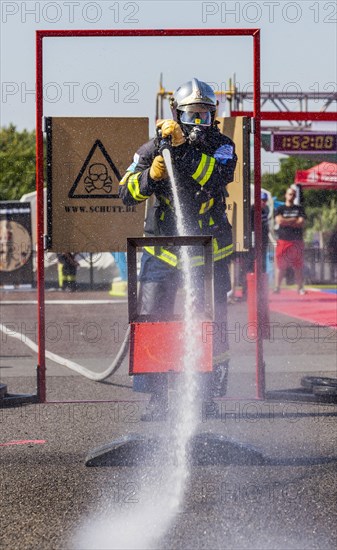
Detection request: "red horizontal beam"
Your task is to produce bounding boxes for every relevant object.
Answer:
[297,183,337,189]
[231,111,337,121]
[37,28,259,38]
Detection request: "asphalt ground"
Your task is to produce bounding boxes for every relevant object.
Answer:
[1,288,337,550]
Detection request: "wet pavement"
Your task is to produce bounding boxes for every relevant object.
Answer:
[0,289,336,549]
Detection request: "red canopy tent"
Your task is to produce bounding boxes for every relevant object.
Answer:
[295,162,337,189]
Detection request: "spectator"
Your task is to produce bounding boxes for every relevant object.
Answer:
[274,187,307,295]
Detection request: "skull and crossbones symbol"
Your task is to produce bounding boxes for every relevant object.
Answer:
[84,163,113,194]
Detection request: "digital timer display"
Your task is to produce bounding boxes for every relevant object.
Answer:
[272,133,337,153]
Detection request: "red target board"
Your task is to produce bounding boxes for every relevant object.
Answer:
[129,321,213,374]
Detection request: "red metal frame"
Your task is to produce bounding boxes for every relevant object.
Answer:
[36,31,45,402]
[252,30,264,398]
[35,28,263,403]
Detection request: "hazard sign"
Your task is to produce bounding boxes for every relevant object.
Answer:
[46,117,148,253]
[68,139,121,199]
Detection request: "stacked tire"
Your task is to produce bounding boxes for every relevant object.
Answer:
[301,376,337,398]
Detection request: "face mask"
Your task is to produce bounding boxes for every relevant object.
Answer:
[187,126,207,143]
[180,110,212,126]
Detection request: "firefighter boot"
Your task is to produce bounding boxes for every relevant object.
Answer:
[198,373,219,420]
[212,360,230,398]
[203,399,220,420]
[140,392,169,422]
[201,361,229,420]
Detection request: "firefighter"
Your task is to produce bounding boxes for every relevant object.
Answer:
[119,78,238,420]
[57,253,79,292]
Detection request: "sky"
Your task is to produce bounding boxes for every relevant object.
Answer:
[1,0,337,171]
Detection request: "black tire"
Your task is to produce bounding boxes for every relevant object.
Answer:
[301,376,337,390]
[312,384,337,396]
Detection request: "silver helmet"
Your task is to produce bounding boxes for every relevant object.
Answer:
[170,78,217,123]
[170,79,217,144]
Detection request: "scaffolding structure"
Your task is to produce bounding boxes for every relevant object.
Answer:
[156,77,337,129]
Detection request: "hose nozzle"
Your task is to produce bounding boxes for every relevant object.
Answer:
[156,128,172,154]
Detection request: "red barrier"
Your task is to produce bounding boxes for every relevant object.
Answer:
[129,321,213,374]
[246,273,270,339]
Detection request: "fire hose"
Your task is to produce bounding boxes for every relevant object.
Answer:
[0,322,130,382]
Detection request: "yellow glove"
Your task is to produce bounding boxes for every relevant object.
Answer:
[156,119,186,147]
[149,155,168,181]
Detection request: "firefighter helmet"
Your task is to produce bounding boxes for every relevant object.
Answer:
[170,78,217,144]
[170,78,217,126]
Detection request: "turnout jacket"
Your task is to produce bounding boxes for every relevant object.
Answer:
[119,125,237,267]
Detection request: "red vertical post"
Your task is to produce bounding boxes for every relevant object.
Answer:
[253,30,265,399]
[36,31,46,402]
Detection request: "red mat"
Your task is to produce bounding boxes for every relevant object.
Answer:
[268,289,337,327]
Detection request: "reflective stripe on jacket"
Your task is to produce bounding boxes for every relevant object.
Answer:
[144,239,233,268]
[119,126,237,268]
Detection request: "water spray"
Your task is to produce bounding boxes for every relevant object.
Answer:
[75,135,208,550]
[158,137,203,512]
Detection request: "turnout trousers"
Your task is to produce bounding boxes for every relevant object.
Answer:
[133,253,230,398]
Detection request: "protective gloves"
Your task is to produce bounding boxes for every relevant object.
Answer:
[149,155,168,181]
[156,119,186,147]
